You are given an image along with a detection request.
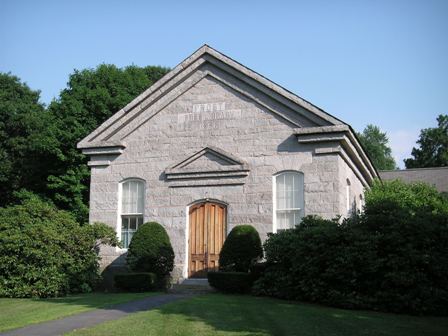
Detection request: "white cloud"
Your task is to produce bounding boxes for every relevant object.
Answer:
[388,129,420,169]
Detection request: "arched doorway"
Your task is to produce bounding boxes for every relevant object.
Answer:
[188,201,227,278]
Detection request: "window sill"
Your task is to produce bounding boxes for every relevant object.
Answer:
[115,246,129,253]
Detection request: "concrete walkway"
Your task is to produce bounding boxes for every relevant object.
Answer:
[1,293,193,336]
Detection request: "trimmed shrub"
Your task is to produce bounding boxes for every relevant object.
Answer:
[114,273,157,292]
[249,262,267,283]
[0,196,119,297]
[219,225,263,272]
[254,181,448,315]
[208,272,253,293]
[126,222,174,279]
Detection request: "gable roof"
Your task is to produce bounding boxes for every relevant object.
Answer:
[77,44,345,150]
[77,45,378,184]
[380,167,448,192]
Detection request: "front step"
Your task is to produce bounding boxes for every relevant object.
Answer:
[169,278,215,294]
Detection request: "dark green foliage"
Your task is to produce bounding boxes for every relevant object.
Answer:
[0,66,169,223]
[46,65,169,222]
[0,73,58,207]
[219,225,263,272]
[248,262,267,283]
[0,196,119,297]
[357,124,396,170]
[405,114,448,168]
[208,272,254,293]
[127,222,174,278]
[114,273,157,292]
[254,181,448,315]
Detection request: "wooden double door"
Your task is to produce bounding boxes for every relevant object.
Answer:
[189,202,226,278]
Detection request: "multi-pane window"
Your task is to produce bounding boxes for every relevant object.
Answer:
[121,180,144,248]
[274,171,304,231]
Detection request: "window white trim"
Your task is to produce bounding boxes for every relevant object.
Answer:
[116,178,146,251]
[359,194,364,213]
[346,178,351,213]
[273,171,304,233]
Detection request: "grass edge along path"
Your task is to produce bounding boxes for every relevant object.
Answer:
[67,293,448,336]
[0,291,160,332]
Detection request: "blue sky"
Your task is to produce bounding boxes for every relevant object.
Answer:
[1,0,447,167]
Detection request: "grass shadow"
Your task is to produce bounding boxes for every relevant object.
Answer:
[151,293,448,336]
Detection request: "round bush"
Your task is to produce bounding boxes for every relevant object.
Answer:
[126,222,174,278]
[254,181,448,315]
[219,225,263,272]
[114,272,157,292]
[0,196,118,298]
[208,272,253,293]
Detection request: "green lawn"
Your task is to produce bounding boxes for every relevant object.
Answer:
[67,293,448,336]
[0,291,158,332]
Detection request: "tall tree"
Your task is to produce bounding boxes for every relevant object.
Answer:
[357,124,396,170]
[404,114,448,168]
[47,64,169,222]
[0,73,58,205]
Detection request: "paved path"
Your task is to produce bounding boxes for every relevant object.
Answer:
[1,293,193,336]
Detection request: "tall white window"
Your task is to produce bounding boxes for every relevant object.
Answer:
[274,171,304,232]
[120,179,144,248]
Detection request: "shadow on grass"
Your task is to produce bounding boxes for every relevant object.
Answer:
[151,293,448,336]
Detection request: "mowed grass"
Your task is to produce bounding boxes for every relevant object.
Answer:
[0,291,159,332]
[67,293,448,336]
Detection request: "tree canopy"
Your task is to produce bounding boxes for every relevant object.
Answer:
[0,65,169,222]
[0,73,58,205]
[46,64,169,222]
[404,114,448,168]
[357,124,396,170]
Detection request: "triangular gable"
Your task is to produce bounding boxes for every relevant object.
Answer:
[164,147,249,187]
[77,44,344,150]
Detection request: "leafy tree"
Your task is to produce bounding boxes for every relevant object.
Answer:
[46,64,170,222]
[0,66,169,223]
[0,195,119,297]
[357,124,396,170]
[0,73,58,206]
[404,114,448,168]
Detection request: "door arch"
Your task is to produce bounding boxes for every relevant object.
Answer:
[188,201,227,278]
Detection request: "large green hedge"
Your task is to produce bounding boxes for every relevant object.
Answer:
[114,273,157,292]
[126,222,174,279]
[0,196,118,297]
[219,225,263,272]
[254,180,448,315]
[208,272,254,293]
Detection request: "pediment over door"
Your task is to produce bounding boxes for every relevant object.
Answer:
[164,146,250,187]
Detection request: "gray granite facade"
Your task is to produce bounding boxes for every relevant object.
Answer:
[78,45,378,282]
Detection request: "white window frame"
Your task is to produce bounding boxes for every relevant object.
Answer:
[117,178,145,250]
[346,179,351,213]
[272,171,304,233]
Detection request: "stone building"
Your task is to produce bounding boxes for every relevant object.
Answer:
[78,45,378,281]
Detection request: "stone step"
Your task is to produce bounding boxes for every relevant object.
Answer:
[180,278,210,286]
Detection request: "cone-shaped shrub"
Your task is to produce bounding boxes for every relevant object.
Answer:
[126,222,174,278]
[219,225,263,272]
